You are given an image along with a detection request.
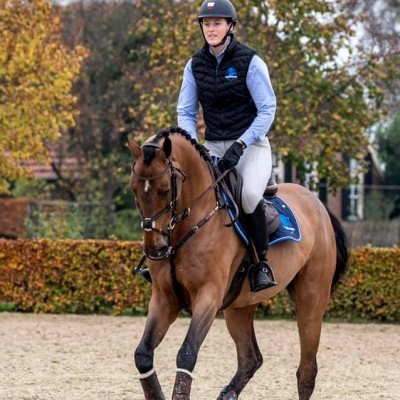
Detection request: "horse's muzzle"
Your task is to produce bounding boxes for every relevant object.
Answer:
[144,244,173,260]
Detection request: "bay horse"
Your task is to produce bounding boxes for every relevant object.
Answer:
[127,127,348,400]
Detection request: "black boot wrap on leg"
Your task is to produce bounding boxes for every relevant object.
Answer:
[172,370,193,399]
[139,370,166,400]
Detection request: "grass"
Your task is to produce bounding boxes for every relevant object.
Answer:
[0,302,16,312]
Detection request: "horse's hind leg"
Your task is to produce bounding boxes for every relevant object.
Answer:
[218,305,262,399]
[289,270,332,400]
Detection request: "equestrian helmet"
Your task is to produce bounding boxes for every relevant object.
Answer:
[198,0,238,24]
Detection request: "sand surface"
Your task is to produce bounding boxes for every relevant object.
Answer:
[1,313,399,399]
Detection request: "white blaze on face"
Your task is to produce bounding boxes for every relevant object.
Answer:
[144,180,151,193]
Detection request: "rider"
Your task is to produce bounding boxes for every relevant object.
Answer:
[177,0,277,291]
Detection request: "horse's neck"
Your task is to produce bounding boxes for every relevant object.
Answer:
[174,140,213,205]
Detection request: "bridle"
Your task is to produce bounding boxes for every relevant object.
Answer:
[131,141,233,263]
[131,143,188,260]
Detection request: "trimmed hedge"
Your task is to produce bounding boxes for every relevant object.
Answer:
[0,239,398,321]
[327,246,399,321]
[0,239,150,314]
[261,246,400,322]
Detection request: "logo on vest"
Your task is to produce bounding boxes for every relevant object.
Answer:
[225,67,238,80]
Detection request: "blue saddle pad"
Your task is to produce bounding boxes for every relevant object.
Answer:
[226,195,302,247]
[212,157,301,247]
[267,196,302,246]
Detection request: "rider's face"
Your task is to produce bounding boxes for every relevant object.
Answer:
[201,18,231,48]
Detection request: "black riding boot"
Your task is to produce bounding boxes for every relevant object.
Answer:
[245,199,277,292]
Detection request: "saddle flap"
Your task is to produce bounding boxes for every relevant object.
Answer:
[222,167,243,206]
[265,199,280,234]
[222,169,279,235]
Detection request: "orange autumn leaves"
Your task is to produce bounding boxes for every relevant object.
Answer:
[0,0,87,193]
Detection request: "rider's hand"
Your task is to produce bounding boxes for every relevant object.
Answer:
[221,141,245,170]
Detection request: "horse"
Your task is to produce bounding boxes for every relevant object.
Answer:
[127,127,348,400]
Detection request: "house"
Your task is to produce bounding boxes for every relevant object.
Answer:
[270,145,384,221]
[0,145,80,239]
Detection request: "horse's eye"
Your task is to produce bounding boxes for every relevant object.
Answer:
[158,189,170,198]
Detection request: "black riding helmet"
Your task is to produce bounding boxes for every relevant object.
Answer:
[198,0,238,25]
[198,0,237,47]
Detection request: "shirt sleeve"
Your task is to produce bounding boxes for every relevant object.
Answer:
[177,59,199,140]
[238,55,277,146]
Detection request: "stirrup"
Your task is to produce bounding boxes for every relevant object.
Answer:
[248,261,277,292]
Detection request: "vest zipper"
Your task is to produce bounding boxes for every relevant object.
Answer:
[215,63,223,135]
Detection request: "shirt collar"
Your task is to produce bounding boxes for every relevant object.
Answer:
[209,36,231,62]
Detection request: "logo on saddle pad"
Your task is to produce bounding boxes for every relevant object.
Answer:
[280,213,295,231]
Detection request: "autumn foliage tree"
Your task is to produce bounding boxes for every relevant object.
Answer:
[55,1,147,237]
[132,0,200,136]
[134,0,400,191]
[349,0,400,115]
[0,0,86,193]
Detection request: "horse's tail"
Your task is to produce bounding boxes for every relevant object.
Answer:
[326,207,349,292]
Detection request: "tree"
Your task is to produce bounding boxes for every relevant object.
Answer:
[133,0,200,136]
[55,0,146,237]
[134,0,400,191]
[0,0,86,193]
[376,114,400,219]
[348,0,400,115]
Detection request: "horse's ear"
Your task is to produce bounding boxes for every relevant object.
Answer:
[126,135,141,159]
[163,136,172,159]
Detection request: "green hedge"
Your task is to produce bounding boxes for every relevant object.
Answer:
[0,239,398,321]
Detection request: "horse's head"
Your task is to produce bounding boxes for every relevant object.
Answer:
[127,133,187,260]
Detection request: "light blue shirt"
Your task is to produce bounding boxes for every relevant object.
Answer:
[177,43,277,146]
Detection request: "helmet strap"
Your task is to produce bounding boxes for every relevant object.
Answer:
[211,23,233,48]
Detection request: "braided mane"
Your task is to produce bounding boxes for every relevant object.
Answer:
[153,127,212,163]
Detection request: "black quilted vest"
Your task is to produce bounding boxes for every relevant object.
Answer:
[192,35,257,141]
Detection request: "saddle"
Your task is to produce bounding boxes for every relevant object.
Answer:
[216,166,280,236]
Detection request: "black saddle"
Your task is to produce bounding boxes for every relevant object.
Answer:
[218,167,280,235]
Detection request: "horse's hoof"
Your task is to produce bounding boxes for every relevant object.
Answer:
[224,392,238,400]
[217,386,238,400]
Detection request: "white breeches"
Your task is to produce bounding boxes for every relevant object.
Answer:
[205,137,272,213]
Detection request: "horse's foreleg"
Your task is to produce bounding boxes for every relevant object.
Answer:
[217,305,261,400]
[171,292,220,400]
[138,369,165,400]
[135,291,181,400]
